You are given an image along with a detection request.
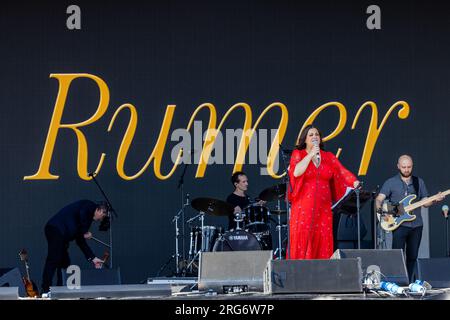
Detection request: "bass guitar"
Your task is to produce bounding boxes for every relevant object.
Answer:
[380,189,450,231]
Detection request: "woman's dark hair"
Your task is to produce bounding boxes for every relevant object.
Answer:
[231,171,246,187]
[96,201,109,213]
[295,125,325,150]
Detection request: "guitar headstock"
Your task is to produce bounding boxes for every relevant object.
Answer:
[19,248,28,262]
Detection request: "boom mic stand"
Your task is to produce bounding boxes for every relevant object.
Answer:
[279,145,293,259]
[356,183,362,249]
[88,172,118,268]
[371,186,382,249]
[176,161,190,275]
[91,236,111,248]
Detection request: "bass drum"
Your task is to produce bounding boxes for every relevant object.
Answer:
[253,229,273,251]
[213,229,262,251]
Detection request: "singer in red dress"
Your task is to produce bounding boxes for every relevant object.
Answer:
[287,125,359,259]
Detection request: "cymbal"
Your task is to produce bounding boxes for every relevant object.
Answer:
[270,209,287,215]
[259,184,287,202]
[191,197,234,216]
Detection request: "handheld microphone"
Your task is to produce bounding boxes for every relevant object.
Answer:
[88,172,97,177]
[442,205,449,219]
[312,139,320,163]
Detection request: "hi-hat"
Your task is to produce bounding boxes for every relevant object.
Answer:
[259,184,287,202]
[191,197,234,216]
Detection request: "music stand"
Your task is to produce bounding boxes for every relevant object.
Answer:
[332,188,372,249]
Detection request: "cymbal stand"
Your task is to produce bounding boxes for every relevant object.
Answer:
[154,209,184,277]
[169,195,190,276]
[185,212,201,273]
[172,208,183,275]
[188,226,195,263]
[185,211,205,274]
[274,198,283,260]
[186,213,204,273]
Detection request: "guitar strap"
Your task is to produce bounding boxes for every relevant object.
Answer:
[412,176,420,199]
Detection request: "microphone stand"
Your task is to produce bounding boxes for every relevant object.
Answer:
[356,187,361,249]
[354,181,367,250]
[91,236,111,248]
[352,181,366,250]
[371,186,381,249]
[89,172,118,269]
[177,162,190,275]
[279,145,293,259]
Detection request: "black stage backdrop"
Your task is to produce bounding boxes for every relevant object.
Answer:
[0,0,449,286]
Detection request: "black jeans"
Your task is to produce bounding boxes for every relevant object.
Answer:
[392,226,423,281]
[41,225,70,293]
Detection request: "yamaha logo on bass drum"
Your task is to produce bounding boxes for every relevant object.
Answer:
[228,235,249,241]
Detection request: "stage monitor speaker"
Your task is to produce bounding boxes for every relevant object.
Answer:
[198,250,272,293]
[0,267,25,297]
[264,258,363,294]
[62,268,121,286]
[416,258,450,288]
[331,249,409,285]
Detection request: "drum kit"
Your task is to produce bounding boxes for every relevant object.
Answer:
[174,184,288,275]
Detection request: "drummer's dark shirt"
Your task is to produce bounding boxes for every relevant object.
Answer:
[226,193,251,230]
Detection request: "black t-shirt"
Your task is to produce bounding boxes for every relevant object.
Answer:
[226,193,250,230]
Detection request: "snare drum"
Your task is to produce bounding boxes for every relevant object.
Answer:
[213,229,262,251]
[244,205,270,233]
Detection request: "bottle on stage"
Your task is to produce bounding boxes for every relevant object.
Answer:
[380,281,405,294]
[414,279,432,290]
[408,282,426,293]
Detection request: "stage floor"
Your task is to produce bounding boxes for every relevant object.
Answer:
[29,284,450,300]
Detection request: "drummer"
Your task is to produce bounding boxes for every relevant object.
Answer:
[226,171,266,230]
